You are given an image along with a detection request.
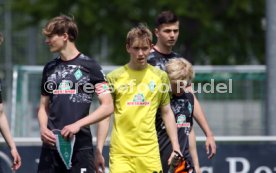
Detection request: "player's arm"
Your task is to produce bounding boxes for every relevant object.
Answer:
[38,95,56,146]
[189,128,201,173]
[96,75,114,173]
[61,86,114,138]
[160,103,181,164]
[185,85,216,159]
[192,94,216,159]
[0,103,18,153]
[0,103,21,170]
[96,116,111,173]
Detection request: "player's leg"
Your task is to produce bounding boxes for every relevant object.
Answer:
[37,148,66,173]
[70,149,95,173]
[136,155,162,173]
[109,154,135,173]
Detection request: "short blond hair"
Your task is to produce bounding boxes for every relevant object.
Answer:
[166,58,194,85]
[126,23,152,46]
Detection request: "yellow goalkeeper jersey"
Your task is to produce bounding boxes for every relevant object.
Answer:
[107,64,170,156]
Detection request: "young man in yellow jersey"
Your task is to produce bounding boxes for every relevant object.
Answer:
[96,24,181,173]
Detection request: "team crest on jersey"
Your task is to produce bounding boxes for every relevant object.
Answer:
[176,114,190,128]
[148,80,156,92]
[53,80,77,94]
[127,93,150,106]
[74,69,83,80]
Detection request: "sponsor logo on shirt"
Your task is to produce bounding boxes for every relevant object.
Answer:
[127,93,150,106]
[176,114,190,128]
[53,80,77,94]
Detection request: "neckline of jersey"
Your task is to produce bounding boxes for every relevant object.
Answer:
[152,46,173,56]
[59,52,81,63]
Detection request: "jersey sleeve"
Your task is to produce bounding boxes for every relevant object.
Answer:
[106,72,115,98]
[147,53,158,67]
[159,72,170,106]
[40,65,51,96]
[90,62,110,96]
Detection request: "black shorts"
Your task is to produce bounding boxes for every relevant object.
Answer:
[37,147,95,173]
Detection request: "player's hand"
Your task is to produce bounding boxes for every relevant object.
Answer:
[206,135,216,159]
[40,127,56,146]
[11,148,21,170]
[95,148,105,173]
[168,152,174,165]
[168,150,182,165]
[61,123,80,139]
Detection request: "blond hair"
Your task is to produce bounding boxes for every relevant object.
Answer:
[126,23,152,46]
[166,58,194,85]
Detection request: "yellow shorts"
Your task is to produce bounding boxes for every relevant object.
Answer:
[109,154,162,173]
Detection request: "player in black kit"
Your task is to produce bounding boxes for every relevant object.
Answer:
[156,58,195,173]
[148,11,216,173]
[37,15,114,173]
